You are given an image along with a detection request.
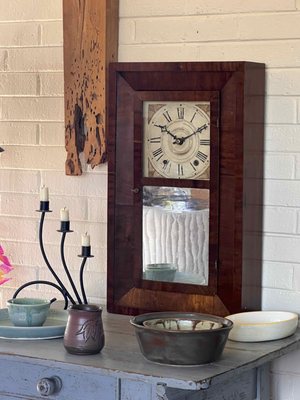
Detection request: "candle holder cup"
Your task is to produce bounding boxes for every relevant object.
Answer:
[38,201,50,212]
[58,220,72,233]
[80,246,92,258]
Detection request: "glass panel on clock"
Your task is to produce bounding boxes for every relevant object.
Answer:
[142,186,209,286]
[143,101,211,180]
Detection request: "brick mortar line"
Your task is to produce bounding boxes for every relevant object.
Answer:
[0,19,62,24]
[0,43,62,47]
[119,10,300,19]
[0,95,64,98]
[0,70,64,73]
[119,37,300,45]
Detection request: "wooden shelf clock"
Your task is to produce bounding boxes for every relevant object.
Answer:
[107,61,265,317]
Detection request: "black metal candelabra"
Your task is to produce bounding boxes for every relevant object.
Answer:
[12,200,94,309]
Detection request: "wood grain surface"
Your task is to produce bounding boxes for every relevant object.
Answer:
[0,308,299,394]
[107,62,265,316]
[63,0,119,175]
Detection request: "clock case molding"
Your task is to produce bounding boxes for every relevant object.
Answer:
[107,61,265,316]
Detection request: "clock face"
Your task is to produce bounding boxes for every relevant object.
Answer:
[143,101,210,180]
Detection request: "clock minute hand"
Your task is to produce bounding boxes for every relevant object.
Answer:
[180,123,209,143]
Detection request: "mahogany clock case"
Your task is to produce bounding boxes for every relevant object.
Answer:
[107,61,265,317]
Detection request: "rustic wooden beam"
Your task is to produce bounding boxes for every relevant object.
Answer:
[63,0,119,175]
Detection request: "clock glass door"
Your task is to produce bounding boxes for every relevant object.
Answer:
[142,186,210,285]
[139,95,218,288]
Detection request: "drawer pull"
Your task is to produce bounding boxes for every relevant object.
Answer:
[37,376,62,396]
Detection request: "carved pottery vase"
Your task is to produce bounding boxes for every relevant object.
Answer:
[63,304,105,355]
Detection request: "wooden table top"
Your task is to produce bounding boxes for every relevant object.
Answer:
[0,309,299,391]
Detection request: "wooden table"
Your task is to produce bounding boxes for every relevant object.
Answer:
[0,310,299,400]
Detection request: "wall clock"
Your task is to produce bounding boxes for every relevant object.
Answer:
[107,61,265,317]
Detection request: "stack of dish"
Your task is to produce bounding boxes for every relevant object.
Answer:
[0,298,67,340]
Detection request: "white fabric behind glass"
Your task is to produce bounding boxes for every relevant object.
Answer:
[143,206,209,282]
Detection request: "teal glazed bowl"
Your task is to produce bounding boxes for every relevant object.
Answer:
[144,263,177,282]
[7,298,52,327]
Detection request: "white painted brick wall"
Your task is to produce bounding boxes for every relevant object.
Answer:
[118,2,300,399]
[0,0,107,311]
[0,1,300,399]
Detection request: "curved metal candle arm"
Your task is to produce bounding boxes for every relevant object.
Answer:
[39,212,76,304]
[78,247,94,305]
[12,280,69,309]
[79,257,88,304]
[60,232,82,304]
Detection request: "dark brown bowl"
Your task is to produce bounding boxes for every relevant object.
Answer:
[130,312,233,365]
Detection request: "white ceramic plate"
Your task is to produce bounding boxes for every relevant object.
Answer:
[0,308,67,340]
[227,311,298,342]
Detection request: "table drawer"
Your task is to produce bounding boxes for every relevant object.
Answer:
[0,359,117,400]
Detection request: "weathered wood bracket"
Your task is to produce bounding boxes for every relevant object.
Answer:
[63,0,119,175]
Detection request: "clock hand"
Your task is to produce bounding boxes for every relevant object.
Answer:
[178,124,209,144]
[154,124,178,141]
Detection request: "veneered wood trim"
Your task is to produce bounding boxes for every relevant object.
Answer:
[63,0,119,175]
[107,62,265,317]
[117,288,229,316]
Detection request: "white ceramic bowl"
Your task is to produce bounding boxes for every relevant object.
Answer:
[227,311,298,342]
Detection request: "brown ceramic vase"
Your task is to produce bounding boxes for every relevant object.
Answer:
[63,304,105,355]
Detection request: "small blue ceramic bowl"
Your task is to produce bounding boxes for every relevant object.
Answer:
[7,298,53,327]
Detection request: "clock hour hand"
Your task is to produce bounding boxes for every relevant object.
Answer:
[154,124,178,141]
[180,123,209,143]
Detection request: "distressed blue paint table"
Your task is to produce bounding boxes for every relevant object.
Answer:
[0,310,299,400]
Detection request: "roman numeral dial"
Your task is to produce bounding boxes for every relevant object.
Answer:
[143,101,211,180]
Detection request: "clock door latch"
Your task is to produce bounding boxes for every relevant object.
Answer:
[131,188,140,194]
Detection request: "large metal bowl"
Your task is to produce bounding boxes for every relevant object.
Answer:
[130,312,233,365]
